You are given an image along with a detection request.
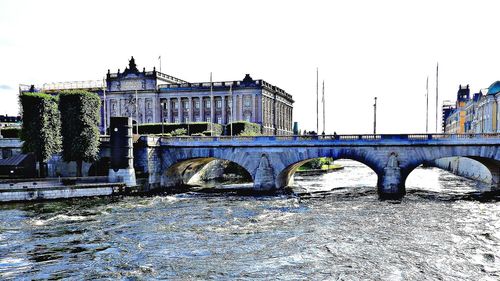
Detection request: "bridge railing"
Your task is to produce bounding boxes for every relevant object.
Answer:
[156,133,500,143]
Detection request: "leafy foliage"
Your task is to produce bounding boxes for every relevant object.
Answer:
[299,157,334,170]
[0,127,21,138]
[59,90,101,175]
[137,122,223,136]
[225,121,261,136]
[20,93,61,176]
[170,128,187,136]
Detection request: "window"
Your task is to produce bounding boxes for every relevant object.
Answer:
[206,116,211,123]
[216,100,222,108]
[183,101,189,109]
[206,100,211,109]
[173,102,178,109]
[195,116,201,122]
[184,116,189,123]
[217,116,222,124]
[195,101,200,109]
[244,114,251,122]
[244,96,251,106]
[174,117,179,123]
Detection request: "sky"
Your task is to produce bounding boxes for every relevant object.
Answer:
[1,0,500,134]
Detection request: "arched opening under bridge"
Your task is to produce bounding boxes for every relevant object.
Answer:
[405,156,500,194]
[278,158,379,193]
[162,157,253,189]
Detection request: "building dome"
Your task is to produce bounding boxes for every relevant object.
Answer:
[487,81,500,95]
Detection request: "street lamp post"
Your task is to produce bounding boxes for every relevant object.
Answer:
[160,101,165,135]
[373,97,377,134]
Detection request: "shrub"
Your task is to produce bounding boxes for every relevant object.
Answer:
[225,121,261,136]
[0,127,21,138]
[171,128,187,136]
[138,122,223,136]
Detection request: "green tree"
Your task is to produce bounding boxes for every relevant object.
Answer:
[170,128,187,136]
[20,93,61,177]
[59,90,101,177]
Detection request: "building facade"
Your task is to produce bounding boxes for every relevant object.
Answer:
[24,57,294,135]
[443,81,500,134]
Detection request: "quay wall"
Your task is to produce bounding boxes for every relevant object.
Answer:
[431,157,492,183]
[0,185,113,202]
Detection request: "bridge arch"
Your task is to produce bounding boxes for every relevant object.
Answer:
[400,147,500,190]
[161,156,254,187]
[276,149,384,188]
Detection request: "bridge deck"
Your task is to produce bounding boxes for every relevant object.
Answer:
[153,133,500,147]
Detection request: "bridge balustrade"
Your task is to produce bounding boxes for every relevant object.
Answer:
[147,133,500,144]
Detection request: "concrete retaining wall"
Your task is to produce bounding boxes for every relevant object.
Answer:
[0,186,113,202]
[432,157,492,183]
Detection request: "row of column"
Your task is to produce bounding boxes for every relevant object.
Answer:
[159,95,256,124]
[262,95,293,134]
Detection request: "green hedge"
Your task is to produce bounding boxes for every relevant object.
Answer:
[138,122,223,136]
[0,127,21,138]
[225,121,261,136]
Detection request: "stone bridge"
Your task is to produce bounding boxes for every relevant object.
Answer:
[134,133,500,199]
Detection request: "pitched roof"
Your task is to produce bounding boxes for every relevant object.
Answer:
[0,154,30,166]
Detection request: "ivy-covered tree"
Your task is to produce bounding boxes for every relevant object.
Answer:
[59,90,101,177]
[20,92,61,177]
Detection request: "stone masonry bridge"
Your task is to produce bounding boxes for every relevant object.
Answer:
[134,133,500,199]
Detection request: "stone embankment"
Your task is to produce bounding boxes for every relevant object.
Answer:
[0,177,127,203]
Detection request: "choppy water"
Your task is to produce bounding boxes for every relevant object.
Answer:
[1,160,499,280]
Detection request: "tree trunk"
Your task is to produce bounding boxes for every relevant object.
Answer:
[39,160,45,178]
[76,159,83,178]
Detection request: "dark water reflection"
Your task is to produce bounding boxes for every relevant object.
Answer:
[0,160,499,280]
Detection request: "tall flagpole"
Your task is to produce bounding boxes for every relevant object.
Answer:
[316,67,319,134]
[230,84,233,138]
[436,62,439,133]
[159,56,162,73]
[135,89,139,134]
[322,80,325,135]
[103,77,107,135]
[426,76,429,133]
[373,97,377,134]
[210,72,213,136]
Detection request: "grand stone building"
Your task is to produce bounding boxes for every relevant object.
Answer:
[28,57,294,135]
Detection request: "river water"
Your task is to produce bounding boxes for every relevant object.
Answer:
[1,160,499,280]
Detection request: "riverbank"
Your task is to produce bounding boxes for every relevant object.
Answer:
[296,164,344,176]
[0,177,130,203]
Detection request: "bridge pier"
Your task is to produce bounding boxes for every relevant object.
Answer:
[377,175,405,200]
[253,154,276,191]
[490,166,500,192]
[377,153,405,200]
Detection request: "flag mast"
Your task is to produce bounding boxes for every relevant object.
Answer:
[426,76,429,133]
[322,80,325,135]
[316,67,319,134]
[210,72,213,136]
[435,62,439,133]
